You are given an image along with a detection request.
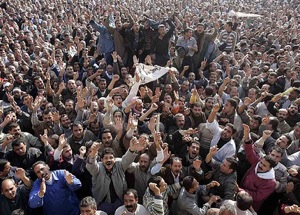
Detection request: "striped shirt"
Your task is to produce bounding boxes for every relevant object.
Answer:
[219,30,237,52]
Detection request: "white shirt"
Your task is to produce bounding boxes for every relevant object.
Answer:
[114,204,150,215]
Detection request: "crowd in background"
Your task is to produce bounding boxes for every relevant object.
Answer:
[0,0,300,214]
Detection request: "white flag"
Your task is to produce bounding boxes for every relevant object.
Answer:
[135,63,174,84]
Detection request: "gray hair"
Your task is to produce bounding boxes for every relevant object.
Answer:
[219,204,237,215]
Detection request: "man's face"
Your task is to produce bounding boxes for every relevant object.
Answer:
[9,125,21,138]
[277,110,287,122]
[221,126,233,140]
[65,101,74,113]
[276,135,289,149]
[288,104,298,115]
[123,192,138,213]
[1,180,17,200]
[164,84,172,93]
[67,80,76,92]
[220,160,232,174]
[34,163,51,180]
[99,81,106,90]
[247,89,257,100]
[0,162,11,177]
[269,150,282,163]
[139,154,150,172]
[164,95,172,104]
[13,142,27,156]
[257,158,271,173]
[34,78,45,89]
[60,116,71,128]
[176,116,185,129]
[72,125,84,139]
[171,160,182,176]
[158,26,166,36]
[222,101,234,115]
[267,75,276,84]
[181,81,189,91]
[102,153,115,171]
[80,206,96,215]
[188,73,195,82]
[205,99,214,110]
[192,106,202,117]
[250,118,260,130]
[187,143,200,159]
[102,132,113,147]
[62,146,73,161]
[43,113,53,127]
[113,96,123,107]
[197,25,204,33]
[294,126,300,140]
[261,84,270,92]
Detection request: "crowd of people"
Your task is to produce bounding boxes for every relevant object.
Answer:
[0,0,300,214]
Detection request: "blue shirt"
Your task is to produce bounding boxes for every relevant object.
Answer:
[28,170,82,215]
[89,20,114,54]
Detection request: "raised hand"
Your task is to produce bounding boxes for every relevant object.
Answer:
[89,141,101,158]
[15,168,26,179]
[212,103,220,113]
[52,111,60,123]
[129,137,146,152]
[40,129,49,146]
[64,170,73,185]
[114,116,123,131]
[243,97,252,106]
[79,146,86,158]
[262,130,272,139]
[192,159,202,172]
[58,134,67,148]
[149,182,160,195]
[242,124,250,141]
[209,146,219,156]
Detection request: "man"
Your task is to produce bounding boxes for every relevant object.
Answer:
[67,122,97,155]
[143,176,170,215]
[80,196,107,215]
[86,138,146,215]
[1,138,43,178]
[221,191,256,215]
[219,22,237,53]
[29,161,82,215]
[177,176,220,215]
[206,103,236,163]
[184,102,206,129]
[151,20,175,66]
[115,189,150,215]
[205,147,238,200]
[31,107,55,136]
[192,22,219,70]
[53,114,72,138]
[126,133,164,201]
[238,124,276,212]
[176,28,198,74]
[0,168,32,215]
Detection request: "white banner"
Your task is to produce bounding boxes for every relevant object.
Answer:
[135,63,172,84]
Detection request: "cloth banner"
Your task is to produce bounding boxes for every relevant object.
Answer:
[135,63,174,84]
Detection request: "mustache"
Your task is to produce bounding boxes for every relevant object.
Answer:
[125,205,134,209]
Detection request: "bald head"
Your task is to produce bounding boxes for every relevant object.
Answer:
[1,179,17,200]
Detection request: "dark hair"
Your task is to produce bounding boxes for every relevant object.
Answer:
[72,121,83,129]
[225,123,237,135]
[226,157,238,171]
[182,176,194,192]
[101,129,112,136]
[282,134,293,146]
[12,137,27,148]
[270,145,283,157]
[80,196,97,209]
[32,161,47,170]
[227,98,238,110]
[252,115,262,124]
[268,117,279,131]
[236,191,253,211]
[123,189,138,199]
[147,176,163,196]
[264,155,276,168]
[0,159,9,172]
[170,157,182,166]
[100,147,115,159]
[8,122,20,131]
[112,94,122,100]
[190,102,202,109]
[184,28,192,34]
[42,109,52,116]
